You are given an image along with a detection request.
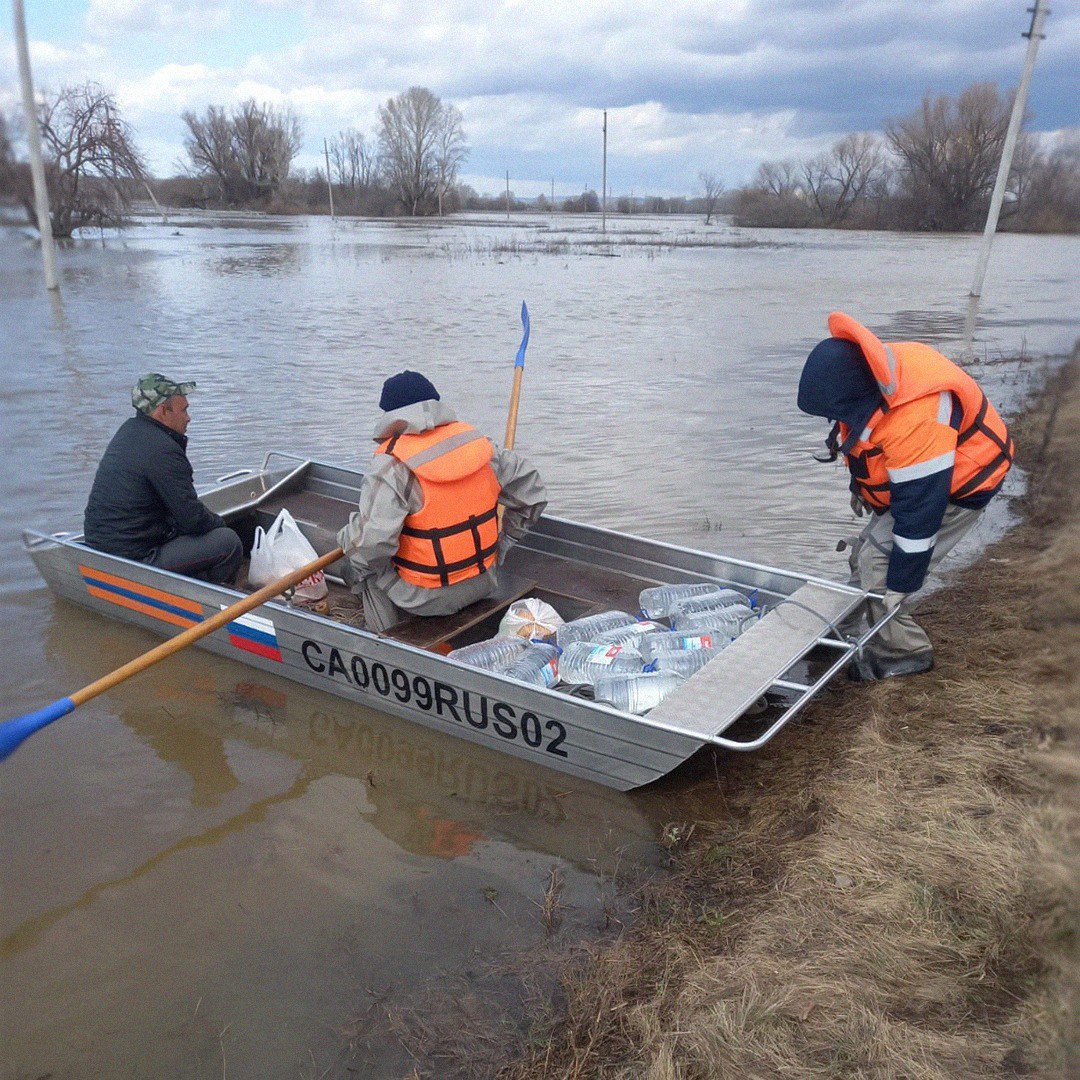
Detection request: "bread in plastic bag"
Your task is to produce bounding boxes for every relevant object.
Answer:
[498,597,564,640]
[247,508,328,600]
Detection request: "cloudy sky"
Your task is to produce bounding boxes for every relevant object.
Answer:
[3,0,1077,196]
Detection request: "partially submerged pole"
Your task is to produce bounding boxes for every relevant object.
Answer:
[601,110,608,234]
[969,0,1049,299]
[12,0,59,291]
[323,138,335,220]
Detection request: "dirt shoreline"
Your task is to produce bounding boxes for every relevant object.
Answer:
[466,349,1077,1080]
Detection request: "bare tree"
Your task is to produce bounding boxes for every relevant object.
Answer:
[755,159,802,199]
[4,84,147,237]
[434,102,467,215]
[699,170,724,224]
[183,99,302,205]
[328,128,379,188]
[378,87,468,216]
[1010,128,1080,233]
[0,111,27,210]
[801,133,886,225]
[886,82,1023,231]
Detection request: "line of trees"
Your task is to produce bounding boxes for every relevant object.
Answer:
[1,78,1076,235]
[733,83,1079,233]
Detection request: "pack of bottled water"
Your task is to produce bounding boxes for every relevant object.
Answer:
[673,606,760,637]
[447,636,529,672]
[649,647,723,678]
[558,641,644,686]
[638,582,727,620]
[591,620,667,647]
[639,583,750,620]
[555,610,638,649]
[640,629,730,662]
[502,642,560,688]
[594,671,684,714]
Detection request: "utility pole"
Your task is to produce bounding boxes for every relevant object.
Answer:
[970,0,1049,299]
[601,110,608,234]
[13,0,58,291]
[505,170,510,220]
[323,138,335,220]
[551,177,554,217]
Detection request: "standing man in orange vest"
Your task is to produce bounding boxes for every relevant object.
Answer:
[798,312,1013,681]
[337,371,547,632]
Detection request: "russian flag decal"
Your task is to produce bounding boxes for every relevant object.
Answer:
[224,609,283,662]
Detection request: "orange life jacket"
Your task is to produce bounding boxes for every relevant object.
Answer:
[376,421,502,588]
[829,312,1013,511]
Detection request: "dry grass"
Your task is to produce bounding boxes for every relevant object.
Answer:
[490,350,1080,1080]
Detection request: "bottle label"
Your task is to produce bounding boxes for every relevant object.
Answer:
[683,635,713,650]
[587,645,623,665]
[540,662,558,686]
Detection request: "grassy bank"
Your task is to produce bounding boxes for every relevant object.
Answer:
[482,351,1078,1079]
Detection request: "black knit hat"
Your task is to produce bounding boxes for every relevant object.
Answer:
[379,370,440,412]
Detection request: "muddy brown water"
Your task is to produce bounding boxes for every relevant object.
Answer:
[1,212,1077,1078]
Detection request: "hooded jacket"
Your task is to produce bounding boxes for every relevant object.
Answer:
[798,315,1011,593]
[337,398,547,615]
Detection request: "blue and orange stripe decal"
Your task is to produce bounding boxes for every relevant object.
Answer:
[79,565,204,628]
[78,565,284,664]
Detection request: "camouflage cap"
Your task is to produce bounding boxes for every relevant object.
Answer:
[132,373,196,414]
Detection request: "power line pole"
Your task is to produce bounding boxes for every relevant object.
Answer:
[505,170,510,220]
[970,0,1049,299]
[323,138,335,220]
[601,110,608,234]
[12,0,58,291]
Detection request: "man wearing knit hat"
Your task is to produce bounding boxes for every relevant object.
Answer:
[83,374,243,585]
[337,371,547,632]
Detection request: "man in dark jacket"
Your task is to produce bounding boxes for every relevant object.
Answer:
[83,374,242,585]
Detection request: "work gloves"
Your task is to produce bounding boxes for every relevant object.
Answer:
[850,492,871,517]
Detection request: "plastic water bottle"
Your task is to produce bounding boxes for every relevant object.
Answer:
[592,620,667,646]
[674,606,760,637]
[558,641,644,686]
[639,583,727,620]
[555,611,637,649]
[448,636,528,672]
[594,671,684,714]
[640,629,730,662]
[651,647,723,678]
[503,643,560,688]
[668,590,751,623]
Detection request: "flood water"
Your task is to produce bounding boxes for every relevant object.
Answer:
[1,212,1077,1078]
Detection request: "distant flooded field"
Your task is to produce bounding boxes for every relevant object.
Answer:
[1,212,1076,1077]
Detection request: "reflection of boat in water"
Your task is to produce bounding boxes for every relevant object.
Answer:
[40,606,663,875]
[26,454,885,789]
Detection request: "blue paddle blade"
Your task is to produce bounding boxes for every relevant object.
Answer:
[515,301,530,368]
[0,697,76,762]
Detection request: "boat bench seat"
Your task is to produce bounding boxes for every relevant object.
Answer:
[384,571,537,651]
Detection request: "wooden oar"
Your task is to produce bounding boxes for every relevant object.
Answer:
[0,546,344,762]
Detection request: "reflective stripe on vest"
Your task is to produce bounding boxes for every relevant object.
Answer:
[829,313,1013,508]
[376,422,501,589]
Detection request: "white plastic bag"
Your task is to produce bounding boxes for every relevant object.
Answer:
[248,508,328,600]
[498,597,564,640]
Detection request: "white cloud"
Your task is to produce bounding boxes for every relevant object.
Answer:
[85,0,230,38]
[6,0,1076,189]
